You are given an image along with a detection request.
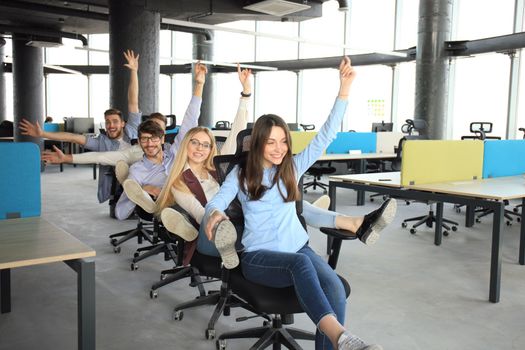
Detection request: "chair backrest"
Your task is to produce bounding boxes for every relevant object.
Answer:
[401,119,427,136]
[391,134,426,171]
[214,120,231,130]
[214,135,227,153]
[300,123,315,131]
[165,114,176,130]
[235,128,252,156]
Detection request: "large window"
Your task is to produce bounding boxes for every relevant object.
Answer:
[214,21,256,63]
[45,39,87,65]
[89,74,109,126]
[348,0,395,52]
[46,74,88,120]
[450,53,511,139]
[454,0,516,40]
[255,71,297,123]
[256,21,299,61]
[300,69,339,129]
[88,34,109,65]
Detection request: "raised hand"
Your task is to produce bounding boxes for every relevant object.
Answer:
[194,62,208,85]
[123,49,139,71]
[42,145,67,164]
[338,56,356,99]
[237,64,252,95]
[19,118,43,137]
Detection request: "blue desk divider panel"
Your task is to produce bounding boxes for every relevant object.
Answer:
[325,132,376,154]
[43,123,60,132]
[482,139,525,178]
[0,142,41,219]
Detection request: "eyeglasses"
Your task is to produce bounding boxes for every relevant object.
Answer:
[189,138,212,150]
[139,135,161,143]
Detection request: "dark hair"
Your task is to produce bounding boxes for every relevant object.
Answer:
[138,119,165,138]
[149,112,167,125]
[104,108,123,121]
[239,114,300,202]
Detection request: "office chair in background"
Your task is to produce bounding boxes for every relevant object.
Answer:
[213,120,231,130]
[300,124,336,194]
[395,119,460,236]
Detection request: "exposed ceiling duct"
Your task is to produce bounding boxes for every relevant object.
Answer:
[243,0,311,17]
[0,24,88,47]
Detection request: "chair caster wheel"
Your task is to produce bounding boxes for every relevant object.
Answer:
[410,228,416,234]
[113,246,121,254]
[160,273,167,280]
[517,217,521,223]
[206,328,216,340]
[405,201,410,205]
[514,207,519,213]
[370,198,374,202]
[401,222,407,228]
[133,252,140,258]
[451,226,457,232]
[443,231,449,237]
[303,190,307,193]
[216,339,226,350]
[323,190,327,194]
[506,221,512,226]
[173,310,183,321]
[150,289,158,299]
[475,218,481,223]
[455,208,461,213]
[110,238,118,246]
[130,263,138,271]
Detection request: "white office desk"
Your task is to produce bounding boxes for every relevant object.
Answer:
[0,217,96,349]
[328,173,525,303]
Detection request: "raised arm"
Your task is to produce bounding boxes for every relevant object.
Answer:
[293,57,356,177]
[19,118,87,145]
[124,49,139,114]
[220,64,252,155]
[171,63,207,152]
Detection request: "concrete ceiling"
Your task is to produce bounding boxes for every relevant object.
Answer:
[0,0,329,36]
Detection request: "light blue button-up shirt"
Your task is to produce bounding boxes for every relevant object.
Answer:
[204,98,348,253]
[115,96,202,220]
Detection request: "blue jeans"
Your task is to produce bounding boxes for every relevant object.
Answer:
[196,225,219,257]
[241,245,346,350]
[302,200,337,229]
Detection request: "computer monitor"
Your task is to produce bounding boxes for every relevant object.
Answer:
[72,118,95,134]
[371,122,393,132]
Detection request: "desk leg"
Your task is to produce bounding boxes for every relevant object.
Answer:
[489,204,504,303]
[465,205,475,227]
[435,202,443,246]
[93,164,97,180]
[519,197,525,265]
[327,183,336,255]
[0,269,11,313]
[66,259,96,350]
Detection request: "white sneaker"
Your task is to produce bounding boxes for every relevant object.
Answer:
[213,220,239,269]
[115,160,129,185]
[122,179,156,213]
[160,208,198,241]
[312,195,331,210]
[337,331,383,350]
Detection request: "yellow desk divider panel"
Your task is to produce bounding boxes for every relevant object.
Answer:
[400,140,484,186]
[290,131,318,154]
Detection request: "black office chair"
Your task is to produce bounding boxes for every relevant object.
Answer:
[299,124,337,194]
[108,166,155,253]
[213,120,231,130]
[212,152,354,350]
[214,135,227,153]
[458,122,518,225]
[394,120,460,236]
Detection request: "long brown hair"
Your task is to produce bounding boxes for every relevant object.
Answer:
[155,127,217,216]
[239,114,299,202]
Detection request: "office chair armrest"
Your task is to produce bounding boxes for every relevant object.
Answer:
[319,227,357,240]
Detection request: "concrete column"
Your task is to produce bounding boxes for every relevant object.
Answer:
[193,34,214,128]
[12,35,44,147]
[108,0,159,118]
[414,0,453,139]
[0,43,6,122]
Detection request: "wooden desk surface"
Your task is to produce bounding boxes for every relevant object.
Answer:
[330,172,401,188]
[407,175,525,201]
[0,217,95,269]
[320,152,396,161]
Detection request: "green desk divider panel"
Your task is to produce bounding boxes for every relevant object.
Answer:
[401,140,483,186]
[0,142,41,219]
[482,139,525,178]
[290,131,318,154]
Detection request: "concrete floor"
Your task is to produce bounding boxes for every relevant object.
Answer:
[1,165,524,350]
